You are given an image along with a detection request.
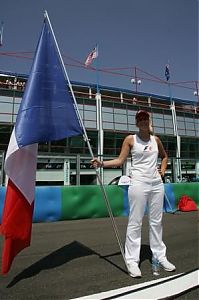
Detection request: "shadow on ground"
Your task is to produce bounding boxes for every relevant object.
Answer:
[7,240,94,287]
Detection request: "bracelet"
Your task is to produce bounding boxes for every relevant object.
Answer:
[101,161,104,168]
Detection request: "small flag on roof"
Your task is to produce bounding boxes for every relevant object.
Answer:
[85,46,98,67]
[165,64,170,81]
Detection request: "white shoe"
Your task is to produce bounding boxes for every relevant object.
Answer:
[159,258,176,272]
[127,263,142,278]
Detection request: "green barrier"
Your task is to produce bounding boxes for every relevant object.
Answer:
[172,183,199,207]
[61,185,124,220]
[1,183,198,223]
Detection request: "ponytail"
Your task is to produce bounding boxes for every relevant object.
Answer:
[149,119,154,135]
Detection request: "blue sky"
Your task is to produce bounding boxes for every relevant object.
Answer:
[0,0,198,101]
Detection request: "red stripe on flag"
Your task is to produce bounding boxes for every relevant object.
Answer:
[0,179,34,274]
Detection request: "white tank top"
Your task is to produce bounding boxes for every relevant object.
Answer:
[129,134,162,183]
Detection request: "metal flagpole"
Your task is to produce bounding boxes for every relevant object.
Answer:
[44,11,127,269]
[168,82,182,181]
[166,64,181,182]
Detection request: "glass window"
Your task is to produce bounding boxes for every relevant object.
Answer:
[178,129,186,135]
[184,116,194,123]
[84,110,96,121]
[181,137,199,158]
[154,126,165,134]
[164,127,173,134]
[127,115,135,125]
[84,120,96,129]
[103,112,113,122]
[127,110,136,116]
[77,104,83,110]
[114,114,127,123]
[115,123,128,131]
[178,121,185,129]
[128,124,137,132]
[103,107,114,113]
[38,143,50,153]
[114,108,126,114]
[176,116,185,122]
[115,134,126,154]
[84,104,96,112]
[153,118,164,127]
[0,125,13,150]
[78,108,84,119]
[185,122,194,130]
[103,122,114,130]
[164,114,172,120]
[104,132,116,155]
[164,119,173,128]
[186,130,196,137]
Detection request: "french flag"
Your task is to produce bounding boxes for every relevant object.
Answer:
[0,13,83,274]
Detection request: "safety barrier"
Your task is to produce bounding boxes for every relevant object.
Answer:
[0,183,198,223]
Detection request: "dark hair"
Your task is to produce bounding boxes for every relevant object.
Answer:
[135,110,150,120]
[135,110,154,135]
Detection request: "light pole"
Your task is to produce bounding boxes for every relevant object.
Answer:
[130,78,141,104]
[193,81,199,105]
[130,66,141,93]
[130,78,142,93]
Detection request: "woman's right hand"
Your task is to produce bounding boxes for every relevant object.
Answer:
[91,158,103,168]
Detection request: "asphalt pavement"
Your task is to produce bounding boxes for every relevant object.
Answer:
[0,211,198,300]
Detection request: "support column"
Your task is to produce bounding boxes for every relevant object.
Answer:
[76,154,80,185]
[96,92,104,184]
[169,88,182,181]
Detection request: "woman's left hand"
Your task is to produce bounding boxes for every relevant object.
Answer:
[158,167,165,177]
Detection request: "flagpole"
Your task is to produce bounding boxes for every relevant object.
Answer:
[166,68,181,182]
[95,45,100,94]
[0,22,4,46]
[44,11,127,270]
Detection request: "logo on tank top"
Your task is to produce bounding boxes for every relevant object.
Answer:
[143,145,152,151]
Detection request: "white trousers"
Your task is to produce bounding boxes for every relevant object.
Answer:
[125,180,166,264]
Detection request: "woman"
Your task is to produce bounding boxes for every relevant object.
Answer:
[91,110,176,278]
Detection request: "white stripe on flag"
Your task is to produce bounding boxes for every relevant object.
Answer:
[85,47,98,66]
[4,128,38,204]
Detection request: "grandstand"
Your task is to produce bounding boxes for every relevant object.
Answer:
[0,71,198,186]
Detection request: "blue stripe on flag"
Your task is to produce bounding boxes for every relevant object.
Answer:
[15,19,83,148]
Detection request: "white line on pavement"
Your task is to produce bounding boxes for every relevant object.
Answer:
[71,269,198,300]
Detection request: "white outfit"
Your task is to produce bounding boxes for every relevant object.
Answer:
[125,134,166,264]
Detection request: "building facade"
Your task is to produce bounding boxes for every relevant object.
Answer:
[0,71,198,185]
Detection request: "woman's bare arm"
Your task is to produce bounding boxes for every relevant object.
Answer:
[91,135,133,168]
[155,136,168,176]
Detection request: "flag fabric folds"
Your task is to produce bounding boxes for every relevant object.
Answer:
[85,46,98,67]
[0,16,83,274]
[0,22,4,46]
[165,65,170,81]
